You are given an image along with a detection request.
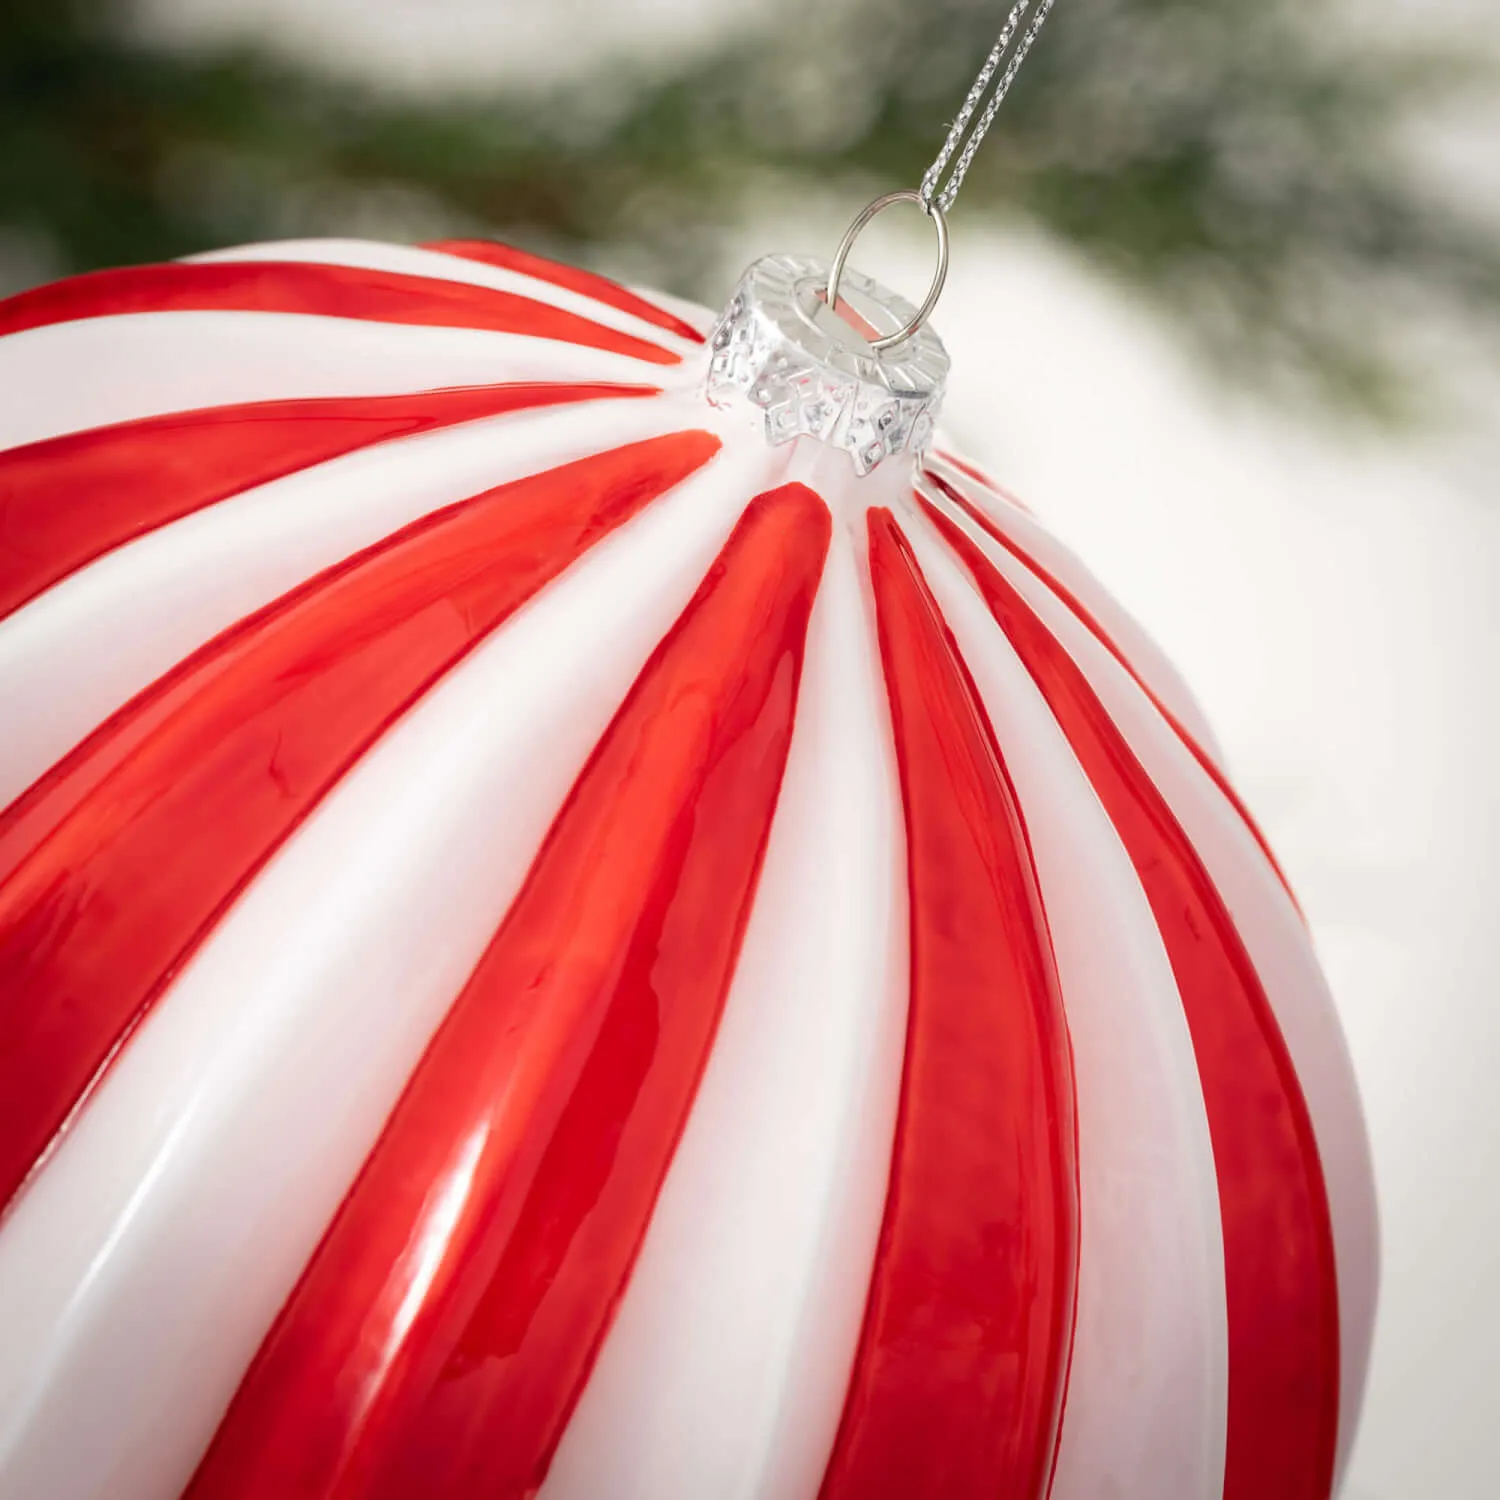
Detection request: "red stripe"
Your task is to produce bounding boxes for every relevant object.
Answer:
[932,450,1032,514]
[423,239,707,345]
[0,431,720,1216]
[924,468,1301,910]
[184,482,829,1500]
[924,499,1340,1500]
[0,382,656,623]
[818,509,1078,1500]
[0,260,680,365]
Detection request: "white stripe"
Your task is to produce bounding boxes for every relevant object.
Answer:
[0,310,692,451]
[542,457,909,1500]
[925,456,1227,765]
[929,447,1031,516]
[927,480,1379,1486]
[0,433,784,1500]
[184,238,701,357]
[904,503,1228,1500]
[0,393,686,809]
[625,283,716,339]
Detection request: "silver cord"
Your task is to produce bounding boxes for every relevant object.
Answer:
[821,1,1058,351]
[918,0,1058,214]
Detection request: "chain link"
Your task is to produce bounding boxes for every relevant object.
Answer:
[918,0,1058,214]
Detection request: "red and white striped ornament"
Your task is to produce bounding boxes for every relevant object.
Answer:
[0,230,1375,1500]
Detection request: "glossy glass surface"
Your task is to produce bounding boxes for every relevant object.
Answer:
[0,260,680,365]
[926,499,1340,1500]
[422,239,706,345]
[931,450,1033,513]
[183,481,830,1500]
[0,382,655,622]
[0,431,720,1216]
[816,509,1078,1500]
[924,469,1301,910]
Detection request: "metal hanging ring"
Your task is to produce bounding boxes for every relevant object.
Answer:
[824,189,949,353]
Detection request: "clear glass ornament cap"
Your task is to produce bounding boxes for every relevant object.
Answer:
[704,253,950,477]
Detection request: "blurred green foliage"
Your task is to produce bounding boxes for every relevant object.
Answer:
[2,0,1496,408]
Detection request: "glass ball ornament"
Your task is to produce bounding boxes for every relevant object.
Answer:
[0,235,1376,1500]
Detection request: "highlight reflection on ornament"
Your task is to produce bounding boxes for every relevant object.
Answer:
[0,230,1375,1500]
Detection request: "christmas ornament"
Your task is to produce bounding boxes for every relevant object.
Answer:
[0,7,1375,1500]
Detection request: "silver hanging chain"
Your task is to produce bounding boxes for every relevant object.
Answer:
[824,0,1059,350]
[919,0,1058,214]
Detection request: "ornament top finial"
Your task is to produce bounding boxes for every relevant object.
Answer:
[704,252,950,477]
